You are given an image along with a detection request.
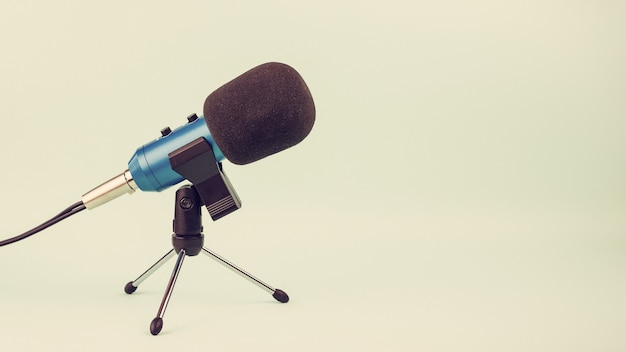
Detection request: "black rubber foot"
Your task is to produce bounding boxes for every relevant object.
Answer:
[124,282,137,294]
[272,289,289,303]
[150,317,163,335]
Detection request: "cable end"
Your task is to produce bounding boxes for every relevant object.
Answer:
[82,170,137,210]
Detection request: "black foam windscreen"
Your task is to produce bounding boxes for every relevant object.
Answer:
[203,62,316,165]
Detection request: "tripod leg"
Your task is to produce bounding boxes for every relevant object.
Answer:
[150,249,187,336]
[124,249,176,294]
[201,247,289,303]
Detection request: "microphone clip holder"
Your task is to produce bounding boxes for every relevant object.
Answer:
[168,137,241,221]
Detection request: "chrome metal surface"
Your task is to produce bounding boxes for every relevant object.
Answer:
[82,169,137,209]
[131,249,176,287]
[156,249,187,319]
[201,247,275,294]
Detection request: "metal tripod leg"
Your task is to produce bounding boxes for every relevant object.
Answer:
[124,249,176,294]
[149,249,187,335]
[201,247,289,303]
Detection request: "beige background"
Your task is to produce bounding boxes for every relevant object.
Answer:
[1,1,625,351]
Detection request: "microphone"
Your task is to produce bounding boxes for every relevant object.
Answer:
[81,62,315,210]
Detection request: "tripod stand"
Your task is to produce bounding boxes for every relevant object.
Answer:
[123,136,288,335]
[124,185,289,335]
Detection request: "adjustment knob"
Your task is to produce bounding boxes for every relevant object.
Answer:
[161,127,172,137]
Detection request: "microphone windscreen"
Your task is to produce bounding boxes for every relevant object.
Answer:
[203,62,316,165]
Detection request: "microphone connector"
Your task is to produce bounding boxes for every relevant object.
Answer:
[82,170,137,209]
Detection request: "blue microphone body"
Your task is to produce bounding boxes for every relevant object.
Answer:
[128,116,225,192]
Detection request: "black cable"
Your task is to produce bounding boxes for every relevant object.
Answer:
[0,201,86,246]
